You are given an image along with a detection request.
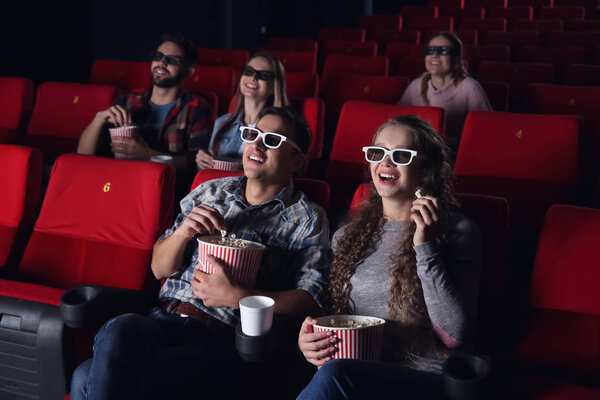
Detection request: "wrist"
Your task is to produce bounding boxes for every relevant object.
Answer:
[231,286,251,309]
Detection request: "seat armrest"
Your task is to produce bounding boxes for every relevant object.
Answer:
[60,283,156,329]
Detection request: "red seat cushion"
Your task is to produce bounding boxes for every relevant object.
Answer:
[0,279,64,306]
[517,308,600,377]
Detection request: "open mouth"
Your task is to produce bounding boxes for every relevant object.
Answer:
[378,173,399,184]
[244,82,258,90]
[248,154,265,163]
[153,67,168,77]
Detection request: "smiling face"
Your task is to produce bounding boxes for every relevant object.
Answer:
[239,56,275,101]
[370,125,421,202]
[242,113,303,186]
[151,41,189,88]
[425,36,454,78]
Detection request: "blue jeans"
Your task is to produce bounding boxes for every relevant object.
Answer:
[296,359,444,400]
[70,307,243,400]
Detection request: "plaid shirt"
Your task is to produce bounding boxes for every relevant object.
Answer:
[115,88,213,156]
[158,176,330,327]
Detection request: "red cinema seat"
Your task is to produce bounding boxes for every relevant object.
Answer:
[0,145,42,271]
[351,185,510,352]
[463,45,510,76]
[489,6,533,28]
[191,169,330,212]
[320,55,389,94]
[322,40,378,58]
[0,154,174,400]
[438,7,485,29]
[89,59,151,92]
[516,46,585,82]
[406,16,454,33]
[453,29,479,45]
[398,56,427,80]
[477,61,554,111]
[547,31,600,62]
[0,77,34,144]
[196,91,219,124]
[196,47,249,81]
[480,81,509,112]
[400,5,439,20]
[325,101,444,210]
[564,64,600,86]
[566,19,600,31]
[24,82,116,160]
[468,0,508,9]
[454,111,580,232]
[359,15,403,38]
[371,29,421,50]
[286,72,319,99]
[428,0,464,8]
[265,50,317,73]
[539,5,585,22]
[184,65,236,115]
[516,205,600,380]
[460,17,507,32]
[528,83,600,202]
[267,38,318,53]
[510,0,553,11]
[517,378,600,399]
[323,74,410,122]
[385,42,426,76]
[318,27,366,42]
[483,30,540,54]
[514,19,564,44]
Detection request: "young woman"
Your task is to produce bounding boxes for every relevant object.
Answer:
[297,115,482,399]
[397,32,491,147]
[195,52,288,168]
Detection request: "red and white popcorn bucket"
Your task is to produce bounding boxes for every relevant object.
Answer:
[197,236,266,288]
[212,157,243,172]
[314,315,386,360]
[109,125,139,159]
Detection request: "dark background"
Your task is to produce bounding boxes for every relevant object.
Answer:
[1,0,423,85]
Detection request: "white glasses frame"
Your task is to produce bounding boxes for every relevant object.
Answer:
[239,126,302,153]
[362,146,418,166]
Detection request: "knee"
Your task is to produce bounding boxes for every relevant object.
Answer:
[317,359,354,380]
[70,359,92,400]
[93,313,150,352]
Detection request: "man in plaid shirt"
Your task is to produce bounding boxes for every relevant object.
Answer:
[70,107,330,399]
[77,31,213,175]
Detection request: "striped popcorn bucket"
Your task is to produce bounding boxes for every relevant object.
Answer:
[109,125,139,159]
[212,157,243,172]
[314,315,386,361]
[197,237,266,288]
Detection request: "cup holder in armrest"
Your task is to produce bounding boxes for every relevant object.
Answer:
[60,284,103,329]
[442,352,492,400]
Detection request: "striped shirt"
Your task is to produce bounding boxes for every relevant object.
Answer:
[159,176,330,326]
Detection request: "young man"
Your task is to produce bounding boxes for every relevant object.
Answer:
[70,107,330,399]
[77,31,213,174]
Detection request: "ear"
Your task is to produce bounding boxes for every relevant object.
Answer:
[185,66,195,79]
[291,152,306,175]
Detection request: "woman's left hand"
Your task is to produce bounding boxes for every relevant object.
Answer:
[410,195,440,246]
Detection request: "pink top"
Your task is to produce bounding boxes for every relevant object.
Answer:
[398,77,491,142]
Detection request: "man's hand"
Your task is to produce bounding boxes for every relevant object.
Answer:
[111,137,150,160]
[196,149,214,169]
[96,105,132,127]
[192,255,247,308]
[173,205,226,239]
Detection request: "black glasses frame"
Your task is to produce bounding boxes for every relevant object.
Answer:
[241,65,275,81]
[151,51,183,66]
[422,46,460,56]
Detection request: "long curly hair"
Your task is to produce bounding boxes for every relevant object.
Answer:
[420,31,469,106]
[329,115,458,328]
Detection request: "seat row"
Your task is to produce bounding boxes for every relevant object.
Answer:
[1,145,598,399]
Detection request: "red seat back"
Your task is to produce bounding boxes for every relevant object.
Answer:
[321,55,389,94]
[184,65,236,115]
[489,6,533,28]
[25,82,116,159]
[286,72,319,99]
[516,46,585,81]
[0,77,34,144]
[480,81,509,112]
[359,15,403,38]
[196,47,249,81]
[325,101,445,209]
[385,42,426,76]
[463,45,510,76]
[265,50,317,73]
[89,59,151,92]
[564,64,600,86]
[318,27,366,42]
[267,38,318,53]
[539,5,585,22]
[0,145,42,268]
[323,40,377,58]
[19,154,174,291]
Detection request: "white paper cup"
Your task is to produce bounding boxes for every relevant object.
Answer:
[239,295,275,336]
[197,236,266,288]
[109,125,139,159]
[314,315,386,360]
[212,156,243,172]
[150,155,173,165]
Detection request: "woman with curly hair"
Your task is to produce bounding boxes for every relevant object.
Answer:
[297,115,481,399]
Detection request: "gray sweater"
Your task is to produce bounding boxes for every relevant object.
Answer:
[333,213,481,372]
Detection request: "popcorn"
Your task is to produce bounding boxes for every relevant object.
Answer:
[328,318,382,328]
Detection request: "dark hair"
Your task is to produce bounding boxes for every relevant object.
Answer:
[420,31,469,106]
[211,52,288,154]
[158,31,197,69]
[258,106,311,155]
